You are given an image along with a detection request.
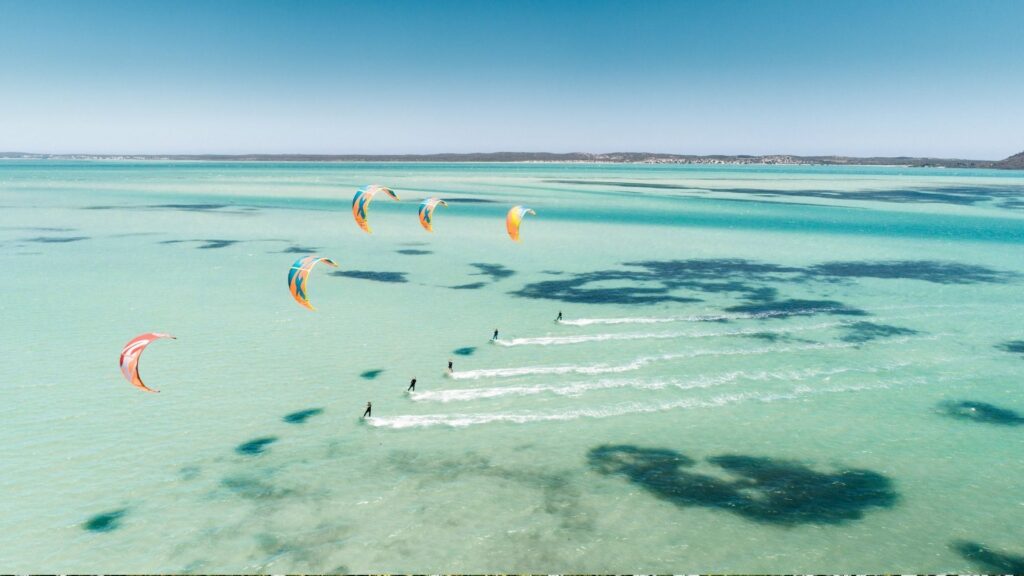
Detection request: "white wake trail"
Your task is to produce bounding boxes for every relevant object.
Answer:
[371,379,914,429]
[494,321,843,347]
[450,341,861,381]
[559,303,964,327]
[412,363,891,403]
[559,308,845,326]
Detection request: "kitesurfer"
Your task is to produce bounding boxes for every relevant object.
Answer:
[556,311,563,322]
[407,377,416,392]
[447,359,454,373]
[362,401,372,418]
[492,328,499,341]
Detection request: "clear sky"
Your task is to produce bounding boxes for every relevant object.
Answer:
[1,0,1022,158]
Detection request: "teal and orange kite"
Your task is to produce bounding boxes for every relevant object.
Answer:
[418,197,448,232]
[352,184,399,233]
[288,255,338,310]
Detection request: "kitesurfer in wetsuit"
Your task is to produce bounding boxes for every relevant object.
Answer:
[362,401,372,418]
[492,328,499,341]
[407,378,416,392]
[556,311,563,322]
[448,359,453,373]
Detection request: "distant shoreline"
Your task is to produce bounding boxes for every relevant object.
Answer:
[2,151,1022,170]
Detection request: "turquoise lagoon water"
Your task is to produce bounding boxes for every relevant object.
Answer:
[1,161,1023,572]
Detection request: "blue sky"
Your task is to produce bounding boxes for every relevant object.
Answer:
[1,0,1021,157]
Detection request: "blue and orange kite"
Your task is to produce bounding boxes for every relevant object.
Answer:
[288,255,338,311]
[418,197,448,232]
[352,185,399,233]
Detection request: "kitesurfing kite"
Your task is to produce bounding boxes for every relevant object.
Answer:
[120,332,176,393]
[352,185,399,233]
[418,197,448,232]
[288,255,339,311]
[506,205,536,242]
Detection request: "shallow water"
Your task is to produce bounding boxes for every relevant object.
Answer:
[1,160,1023,572]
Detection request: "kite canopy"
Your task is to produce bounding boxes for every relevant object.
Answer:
[506,205,536,242]
[418,197,448,232]
[352,185,399,233]
[288,255,339,311]
[120,332,176,393]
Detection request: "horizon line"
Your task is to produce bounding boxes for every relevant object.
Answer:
[2,150,1020,162]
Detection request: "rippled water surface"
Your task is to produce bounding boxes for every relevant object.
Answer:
[2,161,1023,572]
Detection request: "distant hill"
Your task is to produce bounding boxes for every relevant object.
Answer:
[2,150,1022,169]
[993,151,1024,170]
